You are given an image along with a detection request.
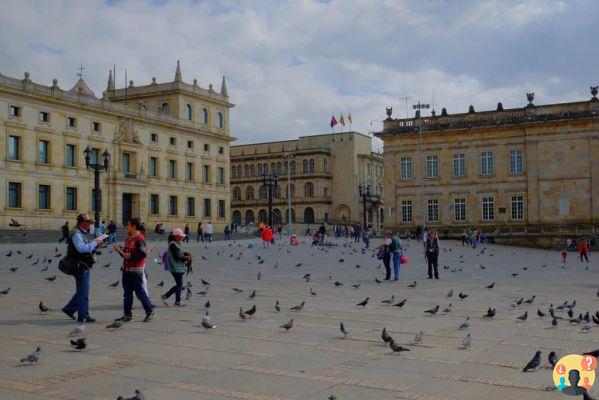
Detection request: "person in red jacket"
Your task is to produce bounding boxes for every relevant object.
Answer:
[578,239,590,263]
[261,226,273,248]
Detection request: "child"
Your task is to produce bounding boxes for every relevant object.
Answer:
[562,248,568,264]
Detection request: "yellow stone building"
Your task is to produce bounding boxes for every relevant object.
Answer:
[0,62,234,231]
[230,131,384,231]
[376,89,599,245]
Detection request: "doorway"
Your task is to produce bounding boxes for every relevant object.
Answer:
[122,193,132,227]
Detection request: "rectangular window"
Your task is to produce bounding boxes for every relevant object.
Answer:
[427,199,439,222]
[39,111,50,123]
[150,133,158,143]
[400,157,412,180]
[453,153,466,177]
[169,137,176,146]
[8,136,20,160]
[65,144,76,167]
[454,198,466,221]
[426,155,439,178]
[90,148,99,165]
[8,182,21,208]
[401,200,413,223]
[218,146,224,155]
[150,194,159,215]
[67,116,76,128]
[217,167,224,184]
[187,140,193,149]
[511,195,524,220]
[9,105,21,117]
[66,187,77,211]
[38,184,51,209]
[481,151,494,175]
[203,165,210,183]
[204,143,210,152]
[218,199,225,219]
[168,160,176,179]
[38,140,50,164]
[509,150,523,174]
[92,121,101,132]
[187,197,195,216]
[149,157,157,177]
[169,195,178,216]
[186,162,194,181]
[203,198,211,218]
[482,197,494,221]
[122,153,130,173]
[91,189,102,212]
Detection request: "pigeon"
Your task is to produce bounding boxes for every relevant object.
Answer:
[244,305,256,317]
[257,272,262,280]
[275,300,281,313]
[375,277,382,284]
[517,311,528,322]
[551,316,558,328]
[9,267,18,272]
[45,275,57,282]
[0,287,10,296]
[5,250,12,257]
[512,297,524,307]
[38,301,50,313]
[204,300,211,309]
[413,331,423,344]
[407,281,417,288]
[548,351,558,368]
[40,265,49,272]
[334,281,344,287]
[106,321,123,330]
[446,289,453,298]
[26,253,33,259]
[328,395,337,400]
[68,324,85,337]
[280,318,294,331]
[290,301,305,312]
[389,340,410,353]
[302,273,311,282]
[582,321,592,332]
[381,327,393,343]
[537,308,546,318]
[248,290,256,299]
[356,297,369,307]
[382,295,396,304]
[483,308,496,318]
[9,218,25,227]
[31,258,39,265]
[424,305,440,315]
[109,280,120,288]
[458,317,471,330]
[522,351,541,372]
[461,334,472,349]
[186,288,192,301]
[239,307,248,320]
[201,278,211,286]
[20,346,41,364]
[458,292,469,300]
[351,283,361,289]
[197,289,209,295]
[443,303,453,313]
[70,338,87,350]
[116,389,145,400]
[201,312,217,329]
[156,280,164,287]
[340,322,350,338]
[556,301,569,310]
[310,288,317,296]
[294,263,303,267]
[523,295,536,304]
[486,282,495,289]
[232,288,244,293]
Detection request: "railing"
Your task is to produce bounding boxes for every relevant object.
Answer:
[124,172,137,180]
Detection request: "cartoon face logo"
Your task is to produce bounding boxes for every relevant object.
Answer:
[553,354,596,396]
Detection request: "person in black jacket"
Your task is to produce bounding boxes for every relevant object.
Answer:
[59,221,69,243]
[425,230,440,280]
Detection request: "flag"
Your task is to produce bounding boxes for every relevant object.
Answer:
[348,113,352,124]
[339,113,345,126]
[330,115,338,128]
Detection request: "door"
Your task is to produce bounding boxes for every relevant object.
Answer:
[122,193,132,227]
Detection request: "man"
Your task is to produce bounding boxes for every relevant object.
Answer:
[59,221,69,243]
[205,221,214,242]
[107,220,117,244]
[373,232,393,280]
[62,214,105,323]
[578,239,590,263]
[389,231,403,281]
[113,218,155,323]
[224,224,231,240]
[425,230,440,280]
[183,223,190,243]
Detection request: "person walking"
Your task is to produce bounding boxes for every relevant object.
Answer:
[224,224,231,240]
[61,214,105,323]
[196,222,204,242]
[113,218,155,323]
[205,221,214,242]
[162,228,193,306]
[107,220,117,244]
[374,232,393,280]
[578,239,590,263]
[183,223,190,243]
[425,230,440,280]
[59,221,69,243]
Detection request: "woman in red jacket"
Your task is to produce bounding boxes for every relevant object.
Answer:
[261,226,273,248]
[578,239,590,263]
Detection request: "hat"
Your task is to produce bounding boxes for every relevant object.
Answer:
[76,213,92,223]
[171,228,186,238]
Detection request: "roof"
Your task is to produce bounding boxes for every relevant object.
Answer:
[69,78,96,97]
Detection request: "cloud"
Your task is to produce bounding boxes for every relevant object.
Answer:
[0,0,596,150]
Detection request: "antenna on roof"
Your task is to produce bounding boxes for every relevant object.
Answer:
[125,68,128,105]
[113,65,116,98]
[77,64,86,80]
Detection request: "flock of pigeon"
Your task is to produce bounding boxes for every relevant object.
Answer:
[2,235,599,400]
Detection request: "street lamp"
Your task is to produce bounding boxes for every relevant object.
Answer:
[413,101,430,225]
[358,184,371,229]
[285,153,293,233]
[84,146,111,232]
[262,171,279,226]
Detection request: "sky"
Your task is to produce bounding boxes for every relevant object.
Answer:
[1,0,597,149]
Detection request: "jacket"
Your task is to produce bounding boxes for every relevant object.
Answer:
[167,240,188,273]
[66,227,95,268]
[121,234,147,273]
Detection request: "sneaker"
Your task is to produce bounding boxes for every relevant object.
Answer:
[79,316,96,323]
[61,307,76,320]
[143,311,155,322]
[114,315,133,323]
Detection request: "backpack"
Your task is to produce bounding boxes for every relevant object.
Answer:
[390,236,402,252]
[161,250,170,271]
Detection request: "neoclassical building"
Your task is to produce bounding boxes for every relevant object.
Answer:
[230,131,384,230]
[376,88,599,245]
[0,62,234,231]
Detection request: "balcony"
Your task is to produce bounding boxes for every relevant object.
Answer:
[124,172,138,180]
[232,196,333,207]
[231,171,332,183]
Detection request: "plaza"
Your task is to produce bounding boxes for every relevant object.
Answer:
[0,235,596,399]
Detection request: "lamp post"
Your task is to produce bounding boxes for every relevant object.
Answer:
[358,184,371,229]
[285,153,293,233]
[84,146,111,231]
[412,101,429,225]
[262,171,279,226]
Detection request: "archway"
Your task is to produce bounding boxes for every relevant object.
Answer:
[232,210,241,225]
[285,208,296,223]
[245,210,254,224]
[258,209,267,223]
[272,208,282,225]
[335,204,351,224]
[304,207,314,224]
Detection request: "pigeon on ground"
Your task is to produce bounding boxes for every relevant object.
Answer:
[303,273,311,282]
[446,289,453,298]
[106,321,123,330]
[483,308,496,318]
[334,281,343,287]
[239,307,248,320]
[109,280,119,288]
[340,322,350,338]
[204,300,210,309]
[70,338,87,350]
[295,263,303,267]
[20,346,41,364]
[356,297,369,307]
[328,395,337,400]
[352,283,361,289]
[523,295,536,304]
[280,319,294,331]
[407,281,417,288]
[551,316,558,328]
[424,305,440,315]
[9,267,18,272]
[413,331,423,344]
[458,292,469,300]
[443,303,453,313]
[248,290,256,299]
[460,334,471,349]
[290,301,305,311]
[39,301,50,313]
[116,389,145,400]
[375,277,382,284]
[582,321,593,332]
[40,265,48,272]
[522,351,541,372]
[382,295,396,304]
[5,250,12,257]
[486,282,495,289]
[201,278,211,286]
[232,288,244,293]
[548,351,558,368]
[381,327,393,343]
[68,324,85,337]
[244,305,256,317]
[201,312,217,329]
[517,311,528,322]
[275,300,281,312]
[537,309,546,318]
[310,288,317,296]
[389,340,410,353]
[0,288,10,296]
[459,317,471,330]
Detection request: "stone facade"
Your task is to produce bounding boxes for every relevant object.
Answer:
[230,131,384,230]
[0,63,234,231]
[376,90,599,239]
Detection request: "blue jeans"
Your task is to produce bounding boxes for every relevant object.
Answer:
[205,233,212,242]
[108,232,116,244]
[64,268,90,321]
[164,272,184,303]
[392,251,401,280]
[122,272,153,316]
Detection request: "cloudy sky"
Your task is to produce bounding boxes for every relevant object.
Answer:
[1,0,597,148]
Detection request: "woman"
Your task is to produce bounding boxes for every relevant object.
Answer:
[374,232,392,280]
[162,228,192,306]
[196,222,204,242]
[261,226,273,248]
[425,230,440,280]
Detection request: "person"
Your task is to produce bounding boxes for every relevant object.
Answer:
[374,232,392,280]
[562,248,568,264]
[561,369,587,395]
[154,223,165,235]
[107,220,117,244]
[363,226,371,249]
[425,230,440,279]
[113,218,155,323]
[415,225,423,243]
[389,231,403,281]
[140,222,146,236]
[290,234,300,245]
[98,220,106,236]
[59,221,69,243]
[261,225,273,248]
[224,224,231,240]
[197,222,204,242]
[354,223,362,243]
[462,229,468,246]
[162,228,193,306]
[61,214,105,323]
[205,221,214,242]
[578,239,590,263]
[183,223,190,243]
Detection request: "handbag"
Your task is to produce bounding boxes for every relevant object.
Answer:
[58,257,88,276]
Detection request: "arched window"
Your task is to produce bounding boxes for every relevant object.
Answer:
[304,207,315,223]
[161,103,170,115]
[245,209,254,224]
[257,164,263,175]
[263,163,268,174]
[290,161,296,175]
[309,159,315,173]
[286,183,295,198]
[273,185,281,199]
[250,164,255,177]
[272,208,282,225]
[323,159,328,173]
[245,186,255,200]
[276,162,281,174]
[285,208,296,223]
[202,108,208,124]
[259,185,267,200]
[237,166,242,178]
[304,182,314,197]
[232,210,242,225]
[302,159,308,173]
[232,187,241,201]
[244,165,250,177]
[323,187,328,197]
[258,209,267,223]
[217,112,224,128]
[184,104,192,120]
[270,163,275,174]
[231,167,236,179]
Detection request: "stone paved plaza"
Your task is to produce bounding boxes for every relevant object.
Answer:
[0,235,597,400]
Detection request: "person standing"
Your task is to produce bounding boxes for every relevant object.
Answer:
[113,218,155,323]
[374,232,393,280]
[183,223,190,243]
[425,230,440,280]
[59,221,69,243]
[389,231,403,281]
[107,220,117,244]
[205,221,214,242]
[578,239,590,263]
[224,224,231,240]
[196,222,204,242]
[162,228,193,306]
[61,214,104,323]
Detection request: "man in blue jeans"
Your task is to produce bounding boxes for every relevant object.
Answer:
[389,231,403,281]
[62,214,105,323]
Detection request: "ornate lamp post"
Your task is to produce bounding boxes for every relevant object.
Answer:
[358,184,371,229]
[84,146,111,231]
[262,171,279,226]
[413,101,430,225]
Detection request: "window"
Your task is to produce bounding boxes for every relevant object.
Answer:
[202,108,208,124]
[38,185,51,209]
[454,198,466,221]
[38,140,50,164]
[8,182,21,208]
[218,200,225,219]
[258,164,263,175]
[204,143,210,152]
[184,104,192,120]
[203,198,211,218]
[161,103,170,115]
[122,153,131,173]
[66,187,77,210]
[453,153,466,177]
[218,146,224,155]
[481,151,494,175]
[323,187,328,197]
[186,162,194,181]
[246,186,255,200]
[217,112,224,128]
[427,199,439,222]
[150,133,158,143]
[9,105,21,117]
[309,159,315,173]
[263,163,268,174]
[92,121,101,132]
[187,140,193,149]
[168,160,176,179]
[187,197,195,216]
[39,111,50,123]
[149,157,157,177]
[65,144,76,167]
[150,194,159,215]
[244,165,250,178]
[250,165,255,177]
[290,161,296,175]
[203,165,210,183]
[67,116,76,128]
[8,136,20,160]
[302,159,308,173]
[217,167,225,184]
[400,157,412,179]
[232,187,241,201]
[91,189,102,212]
[482,197,494,221]
[401,200,412,223]
[259,185,267,199]
[426,155,439,178]
[509,150,523,174]
[169,137,176,146]
[323,159,328,172]
[90,148,99,165]
[304,182,314,197]
[511,196,524,220]
[231,166,237,179]
[286,183,295,198]
[169,196,178,215]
